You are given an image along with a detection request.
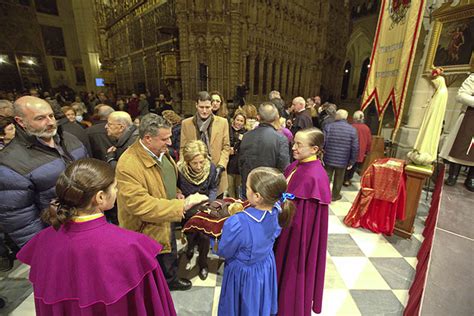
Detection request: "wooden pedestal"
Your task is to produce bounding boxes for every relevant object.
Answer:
[394,164,433,239]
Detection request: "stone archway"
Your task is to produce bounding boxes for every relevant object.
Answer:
[345,27,372,100]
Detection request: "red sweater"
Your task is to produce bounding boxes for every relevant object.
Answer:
[352,123,372,162]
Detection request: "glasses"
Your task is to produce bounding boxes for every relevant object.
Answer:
[106,122,122,127]
[211,99,222,103]
[293,142,314,149]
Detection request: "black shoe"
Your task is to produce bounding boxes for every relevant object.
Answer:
[464,178,474,192]
[0,254,13,272]
[169,278,192,291]
[199,267,209,280]
[332,195,342,202]
[444,176,457,186]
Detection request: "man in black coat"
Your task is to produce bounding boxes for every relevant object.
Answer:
[87,105,115,161]
[239,102,290,198]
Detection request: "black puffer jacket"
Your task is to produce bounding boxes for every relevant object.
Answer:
[0,126,87,248]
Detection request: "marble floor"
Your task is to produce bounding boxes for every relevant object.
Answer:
[3,176,430,315]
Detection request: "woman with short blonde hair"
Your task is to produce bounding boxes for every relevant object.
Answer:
[177,140,218,280]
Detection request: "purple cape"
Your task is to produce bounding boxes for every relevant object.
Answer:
[275,159,330,315]
[17,217,176,315]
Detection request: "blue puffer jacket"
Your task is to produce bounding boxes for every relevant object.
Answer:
[0,126,87,249]
[323,120,359,168]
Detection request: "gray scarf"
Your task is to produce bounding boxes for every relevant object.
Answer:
[196,115,213,150]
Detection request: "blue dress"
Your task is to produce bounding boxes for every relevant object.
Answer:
[216,207,281,316]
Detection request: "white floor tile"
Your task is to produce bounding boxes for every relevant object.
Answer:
[9,293,35,316]
[7,264,30,279]
[332,257,390,290]
[329,201,353,216]
[318,289,361,316]
[351,234,402,258]
[212,286,221,316]
[404,257,418,269]
[393,289,409,307]
[328,215,349,234]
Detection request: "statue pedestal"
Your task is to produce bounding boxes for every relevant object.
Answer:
[394,164,433,238]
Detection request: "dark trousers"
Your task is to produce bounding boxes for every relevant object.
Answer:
[325,165,345,199]
[344,162,361,182]
[185,232,210,269]
[157,224,178,285]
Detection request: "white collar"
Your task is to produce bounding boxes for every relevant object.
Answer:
[139,139,164,162]
[243,209,272,222]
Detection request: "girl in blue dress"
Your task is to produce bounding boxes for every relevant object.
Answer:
[215,167,295,316]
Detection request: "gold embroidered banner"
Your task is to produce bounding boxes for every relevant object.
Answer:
[361,0,425,139]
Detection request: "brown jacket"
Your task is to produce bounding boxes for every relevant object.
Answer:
[116,140,184,253]
[180,115,230,195]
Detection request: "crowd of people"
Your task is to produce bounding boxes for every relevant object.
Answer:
[0,87,373,315]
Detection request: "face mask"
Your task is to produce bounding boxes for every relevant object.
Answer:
[75,115,83,122]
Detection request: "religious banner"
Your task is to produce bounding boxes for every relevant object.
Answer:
[361,0,425,139]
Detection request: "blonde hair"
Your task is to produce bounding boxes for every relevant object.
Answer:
[182,140,209,163]
[240,104,258,119]
[162,110,182,125]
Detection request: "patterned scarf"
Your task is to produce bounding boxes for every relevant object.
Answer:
[177,158,211,186]
[196,115,213,150]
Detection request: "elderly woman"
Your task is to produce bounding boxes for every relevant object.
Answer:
[227,111,247,198]
[61,106,77,123]
[210,91,229,119]
[162,110,182,161]
[177,140,218,280]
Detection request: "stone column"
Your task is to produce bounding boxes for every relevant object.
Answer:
[281,58,288,97]
[248,53,256,98]
[274,58,281,91]
[258,53,265,97]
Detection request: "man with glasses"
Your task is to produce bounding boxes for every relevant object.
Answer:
[239,102,290,198]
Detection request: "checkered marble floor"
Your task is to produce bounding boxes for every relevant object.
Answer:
[6,177,429,316]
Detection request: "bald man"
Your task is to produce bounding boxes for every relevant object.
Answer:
[0,96,87,249]
[290,96,313,135]
[105,111,139,168]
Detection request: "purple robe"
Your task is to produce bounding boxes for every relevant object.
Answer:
[275,159,331,315]
[17,216,176,316]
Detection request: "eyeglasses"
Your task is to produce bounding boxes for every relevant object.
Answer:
[106,122,122,127]
[211,99,222,103]
[293,142,314,149]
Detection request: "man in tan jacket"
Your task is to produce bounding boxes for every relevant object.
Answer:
[116,113,207,291]
[180,91,230,196]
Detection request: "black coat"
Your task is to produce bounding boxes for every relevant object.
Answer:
[227,126,246,175]
[58,118,92,156]
[239,123,290,190]
[87,121,114,161]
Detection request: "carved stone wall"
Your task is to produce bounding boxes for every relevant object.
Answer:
[96,0,351,113]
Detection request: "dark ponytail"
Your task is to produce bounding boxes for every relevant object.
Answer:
[42,158,115,230]
[248,167,296,228]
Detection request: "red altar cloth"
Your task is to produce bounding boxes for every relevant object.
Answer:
[344,158,406,235]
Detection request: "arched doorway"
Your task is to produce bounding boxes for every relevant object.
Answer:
[341,61,351,100]
[357,57,370,97]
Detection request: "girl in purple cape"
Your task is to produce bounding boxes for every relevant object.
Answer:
[17,158,176,316]
[275,128,331,315]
